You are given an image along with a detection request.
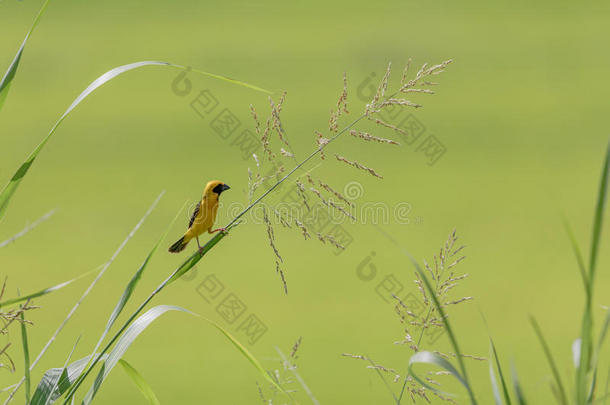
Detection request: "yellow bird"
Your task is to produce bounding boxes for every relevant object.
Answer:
[168,180,231,253]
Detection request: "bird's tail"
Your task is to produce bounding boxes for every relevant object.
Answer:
[168,236,189,253]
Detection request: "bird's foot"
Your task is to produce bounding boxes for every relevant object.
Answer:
[211,227,229,235]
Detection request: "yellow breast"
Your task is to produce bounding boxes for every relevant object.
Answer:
[188,198,219,237]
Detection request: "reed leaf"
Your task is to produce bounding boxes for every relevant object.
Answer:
[489,338,512,405]
[80,305,284,404]
[561,217,589,295]
[41,336,80,405]
[19,312,31,404]
[85,202,185,364]
[202,314,285,394]
[30,355,106,405]
[2,194,161,404]
[0,209,55,248]
[81,305,192,404]
[0,270,94,308]
[118,360,160,405]
[489,347,503,405]
[577,140,610,404]
[529,316,568,405]
[0,0,50,114]
[0,61,269,223]
[588,140,610,293]
[408,351,466,396]
[511,363,528,405]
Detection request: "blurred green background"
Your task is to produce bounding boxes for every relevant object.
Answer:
[1,0,610,403]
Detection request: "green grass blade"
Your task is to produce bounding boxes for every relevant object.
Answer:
[199,315,285,394]
[589,140,610,288]
[0,269,94,308]
[588,369,598,404]
[490,338,512,405]
[604,368,610,405]
[61,231,228,404]
[0,0,50,114]
[408,351,467,397]
[87,202,184,361]
[167,231,228,284]
[19,311,31,404]
[529,316,568,405]
[175,65,272,94]
[0,209,55,248]
[0,62,269,223]
[118,360,160,405]
[598,307,610,349]
[511,362,528,405]
[42,336,81,405]
[562,216,589,295]
[72,304,284,405]
[81,305,192,405]
[489,347,503,405]
[588,308,610,405]
[30,354,106,405]
[3,194,161,404]
[578,141,610,404]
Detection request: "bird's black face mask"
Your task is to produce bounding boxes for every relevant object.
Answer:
[213,183,231,195]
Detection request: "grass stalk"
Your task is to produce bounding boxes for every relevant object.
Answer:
[2,193,162,404]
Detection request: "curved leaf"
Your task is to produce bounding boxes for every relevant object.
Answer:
[0,268,95,308]
[82,305,191,404]
[408,351,467,396]
[30,354,106,405]
[529,316,567,405]
[87,203,185,359]
[489,338,511,405]
[43,336,81,405]
[489,351,503,405]
[20,312,31,404]
[74,305,284,405]
[118,360,160,405]
[0,0,51,114]
[0,61,270,223]
[511,362,528,405]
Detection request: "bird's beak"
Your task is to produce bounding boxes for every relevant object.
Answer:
[222,184,231,191]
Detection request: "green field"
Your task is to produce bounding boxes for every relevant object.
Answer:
[1,1,609,403]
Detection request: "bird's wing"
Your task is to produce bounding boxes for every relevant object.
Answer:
[188,201,201,228]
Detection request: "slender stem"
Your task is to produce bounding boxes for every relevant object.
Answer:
[226,114,367,229]
[3,194,162,405]
[64,74,425,401]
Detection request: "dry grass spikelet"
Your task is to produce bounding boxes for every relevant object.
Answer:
[249,104,260,135]
[323,234,345,250]
[270,95,289,146]
[315,131,329,160]
[349,130,400,146]
[294,219,310,240]
[280,148,294,158]
[295,180,310,211]
[273,208,292,228]
[261,117,275,160]
[335,154,383,179]
[275,261,288,295]
[317,179,353,207]
[263,206,283,263]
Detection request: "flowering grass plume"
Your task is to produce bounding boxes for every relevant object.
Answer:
[344,230,483,404]
[245,59,452,294]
